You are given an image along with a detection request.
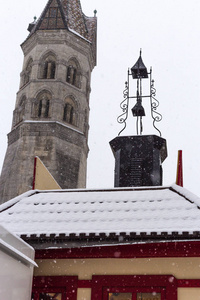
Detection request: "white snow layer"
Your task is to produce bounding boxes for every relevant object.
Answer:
[68,28,91,43]
[0,184,200,237]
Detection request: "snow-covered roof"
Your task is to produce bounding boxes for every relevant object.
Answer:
[0,184,200,244]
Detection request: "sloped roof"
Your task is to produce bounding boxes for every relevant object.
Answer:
[28,0,97,44]
[0,184,200,244]
[25,0,97,66]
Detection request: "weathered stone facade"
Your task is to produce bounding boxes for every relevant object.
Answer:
[0,0,97,203]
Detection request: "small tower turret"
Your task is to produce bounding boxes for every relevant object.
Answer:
[110,51,167,187]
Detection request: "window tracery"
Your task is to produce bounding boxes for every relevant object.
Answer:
[18,96,26,122]
[23,58,33,86]
[13,96,26,127]
[66,59,81,88]
[40,54,56,79]
[33,91,52,118]
[63,97,77,126]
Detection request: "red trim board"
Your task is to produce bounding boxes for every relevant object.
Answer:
[78,280,92,288]
[35,241,200,259]
[32,276,78,300]
[177,279,200,287]
[33,276,200,290]
[32,275,200,300]
[91,275,177,300]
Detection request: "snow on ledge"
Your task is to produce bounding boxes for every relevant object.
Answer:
[23,120,84,135]
[0,238,37,267]
[68,28,91,43]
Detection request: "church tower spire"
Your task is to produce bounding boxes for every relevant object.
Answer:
[0,0,97,203]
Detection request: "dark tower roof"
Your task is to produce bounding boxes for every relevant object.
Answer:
[30,0,68,32]
[26,0,97,62]
[28,0,96,42]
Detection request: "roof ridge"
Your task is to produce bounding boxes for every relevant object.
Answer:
[170,184,200,207]
[0,190,37,213]
[2,185,171,196]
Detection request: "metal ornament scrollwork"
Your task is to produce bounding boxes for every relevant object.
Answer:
[117,56,163,137]
[150,79,162,137]
[117,81,129,136]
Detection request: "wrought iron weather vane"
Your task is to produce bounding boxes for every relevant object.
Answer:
[117,50,163,136]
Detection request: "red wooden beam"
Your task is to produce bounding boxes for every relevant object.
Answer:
[178,279,200,287]
[78,280,92,288]
[176,150,183,187]
[91,275,177,300]
[35,241,200,259]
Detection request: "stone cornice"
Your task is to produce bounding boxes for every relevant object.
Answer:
[8,121,89,154]
[17,79,87,98]
[21,30,95,70]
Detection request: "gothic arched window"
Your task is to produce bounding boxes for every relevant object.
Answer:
[66,59,81,88]
[12,95,26,128]
[23,58,33,86]
[63,97,77,126]
[40,54,56,79]
[33,91,52,119]
[18,96,26,122]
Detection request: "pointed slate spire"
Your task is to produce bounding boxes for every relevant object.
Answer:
[24,0,97,67]
[131,51,148,79]
[33,0,68,31]
[26,0,97,63]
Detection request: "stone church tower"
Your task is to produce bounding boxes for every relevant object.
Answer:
[0,0,97,203]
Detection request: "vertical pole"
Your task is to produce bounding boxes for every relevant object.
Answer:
[127,69,130,119]
[32,157,37,190]
[150,67,152,109]
[176,150,183,187]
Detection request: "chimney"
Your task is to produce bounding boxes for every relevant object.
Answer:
[110,135,167,187]
[110,51,167,188]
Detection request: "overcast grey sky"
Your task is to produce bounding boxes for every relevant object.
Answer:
[1,0,200,195]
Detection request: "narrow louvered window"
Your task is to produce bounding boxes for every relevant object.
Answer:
[38,100,42,117]
[66,59,81,88]
[63,97,77,126]
[41,54,56,79]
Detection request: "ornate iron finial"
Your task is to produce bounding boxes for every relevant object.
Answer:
[150,78,162,136]
[131,51,148,79]
[117,51,162,136]
[117,81,129,136]
[34,16,37,22]
[94,10,97,17]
